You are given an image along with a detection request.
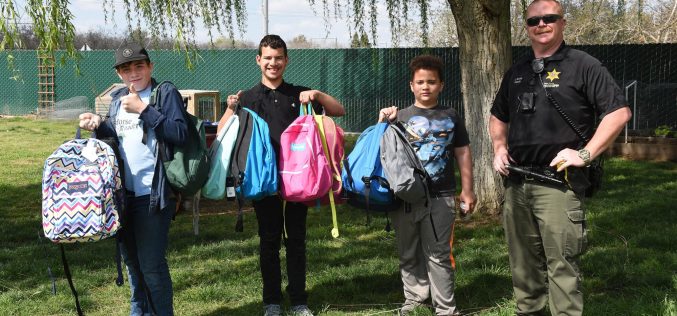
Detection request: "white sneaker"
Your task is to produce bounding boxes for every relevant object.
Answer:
[290,304,314,316]
[263,304,281,316]
[400,301,422,315]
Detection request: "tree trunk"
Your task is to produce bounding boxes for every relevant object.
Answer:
[447,0,512,214]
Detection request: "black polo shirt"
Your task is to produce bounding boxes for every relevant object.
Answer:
[491,43,627,165]
[239,81,323,156]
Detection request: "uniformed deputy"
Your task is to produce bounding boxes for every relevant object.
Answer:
[489,0,632,315]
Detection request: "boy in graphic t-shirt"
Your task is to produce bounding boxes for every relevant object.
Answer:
[378,55,476,316]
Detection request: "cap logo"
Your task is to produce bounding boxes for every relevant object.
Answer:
[122,48,133,57]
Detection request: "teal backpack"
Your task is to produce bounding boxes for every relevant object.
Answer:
[150,81,210,197]
[202,114,240,200]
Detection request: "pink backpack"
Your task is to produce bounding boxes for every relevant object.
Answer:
[279,104,332,202]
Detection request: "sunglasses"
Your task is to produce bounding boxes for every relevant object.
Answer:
[526,14,562,27]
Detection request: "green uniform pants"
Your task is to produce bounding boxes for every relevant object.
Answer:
[503,179,587,316]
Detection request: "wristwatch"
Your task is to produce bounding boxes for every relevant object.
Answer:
[578,148,591,166]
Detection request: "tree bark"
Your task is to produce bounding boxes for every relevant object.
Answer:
[447,0,512,214]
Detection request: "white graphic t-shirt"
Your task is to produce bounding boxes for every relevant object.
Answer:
[114,87,156,196]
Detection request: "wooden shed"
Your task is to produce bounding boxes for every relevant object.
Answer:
[95,83,126,115]
[95,85,221,123]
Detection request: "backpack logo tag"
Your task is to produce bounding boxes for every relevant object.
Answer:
[67,181,89,194]
[291,142,306,151]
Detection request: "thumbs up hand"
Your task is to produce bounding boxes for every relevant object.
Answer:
[226,90,243,110]
[121,83,147,113]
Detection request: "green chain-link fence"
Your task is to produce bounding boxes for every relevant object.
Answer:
[1,44,675,132]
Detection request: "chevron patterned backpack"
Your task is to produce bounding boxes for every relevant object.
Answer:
[42,135,123,243]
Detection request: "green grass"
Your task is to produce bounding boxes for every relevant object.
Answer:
[0,117,675,315]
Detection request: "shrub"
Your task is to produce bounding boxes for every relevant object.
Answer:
[654,125,672,137]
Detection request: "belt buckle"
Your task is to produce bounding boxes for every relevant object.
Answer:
[523,166,535,181]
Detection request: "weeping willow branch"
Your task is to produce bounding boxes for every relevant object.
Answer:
[2,0,248,71]
[308,0,429,47]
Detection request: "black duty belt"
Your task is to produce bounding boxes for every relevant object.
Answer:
[506,165,566,187]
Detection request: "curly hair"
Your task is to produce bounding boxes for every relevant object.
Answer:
[409,55,445,82]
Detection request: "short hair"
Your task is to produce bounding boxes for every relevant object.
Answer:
[409,55,445,82]
[528,0,564,16]
[258,34,288,56]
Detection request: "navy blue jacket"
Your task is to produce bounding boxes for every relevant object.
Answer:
[96,79,187,213]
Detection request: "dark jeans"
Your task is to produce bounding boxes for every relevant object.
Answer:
[253,195,308,306]
[120,195,174,316]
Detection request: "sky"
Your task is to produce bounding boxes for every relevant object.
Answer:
[61,0,409,48]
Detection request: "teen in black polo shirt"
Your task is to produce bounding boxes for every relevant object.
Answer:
[217,35,345,316]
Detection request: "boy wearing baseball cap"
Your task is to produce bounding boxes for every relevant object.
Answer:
[79,40,187,315]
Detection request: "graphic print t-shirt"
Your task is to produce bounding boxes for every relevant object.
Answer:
[397,105,470,195]
[114,86,155,196]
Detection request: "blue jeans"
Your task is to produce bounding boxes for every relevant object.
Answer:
[120,195,174,316]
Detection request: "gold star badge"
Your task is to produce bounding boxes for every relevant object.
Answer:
[546,68,561,82]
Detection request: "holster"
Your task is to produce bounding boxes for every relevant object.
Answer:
[565,167,591,196]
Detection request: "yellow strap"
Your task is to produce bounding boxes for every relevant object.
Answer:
[328,184,339,238]
[315,114,340,238]
[314,115,343,193]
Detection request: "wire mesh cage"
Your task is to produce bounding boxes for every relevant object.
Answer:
[178,90,221,123]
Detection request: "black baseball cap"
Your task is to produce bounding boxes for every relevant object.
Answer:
[113,41,150,68]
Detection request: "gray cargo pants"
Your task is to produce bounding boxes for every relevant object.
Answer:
[390,196,458,315]
[503,179,587,316]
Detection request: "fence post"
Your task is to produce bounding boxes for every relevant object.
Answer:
[624,80,638,143]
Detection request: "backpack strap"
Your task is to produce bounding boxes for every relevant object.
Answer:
[314,106,340,238]
[115,235,124,286]
[37,231,56,295]
[148,80,174,111]
[60,245,83,316]
[235,194,244,233]
[232,108,251,233]
[143,80,173,146]
[363,176,371,226]
[363,124,385,219]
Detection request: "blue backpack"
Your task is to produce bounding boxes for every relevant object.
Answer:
[342,123,400,225]
[230,107,278,199]
[230,107,278,231]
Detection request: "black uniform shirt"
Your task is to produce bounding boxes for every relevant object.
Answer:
[491,43,627,165]
[239,81,323,156]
